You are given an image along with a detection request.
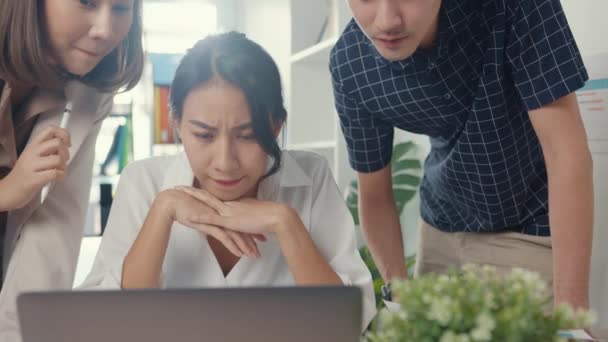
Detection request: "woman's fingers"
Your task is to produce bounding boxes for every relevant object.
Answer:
[35,154,66,172]
[199,223,244,257]
[253,234,267,242]
[242,233,261,257]
[37,138,70,161]
[192,212,238,231]
[37,169,66,185]
[228,231,260,258]
[32,126,70,146]
[185,220,261,258]
[51,127,71,146]
[175,187,228,215]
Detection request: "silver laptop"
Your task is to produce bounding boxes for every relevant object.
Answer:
[18,286,363,342]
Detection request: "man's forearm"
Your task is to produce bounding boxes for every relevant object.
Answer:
[547,153,593,309]
[360,199,407,281]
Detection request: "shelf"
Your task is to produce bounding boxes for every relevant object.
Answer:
[290,37,338,65]
[287,140,337,150]
[93,174,120,184]
[152,143,182,156]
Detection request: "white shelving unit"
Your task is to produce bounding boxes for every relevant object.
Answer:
[233,0,354,190]
[284,0,354,191]
[290,37,337,65]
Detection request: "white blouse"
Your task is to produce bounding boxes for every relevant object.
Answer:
[80,150,376,327]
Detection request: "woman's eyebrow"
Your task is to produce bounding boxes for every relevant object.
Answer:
[189,120,216,130]
[188,120,253,131]
[233,122,253,131]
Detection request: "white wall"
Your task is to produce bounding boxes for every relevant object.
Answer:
[233,0,292,148]
[562,0,608,55]
[562,0,608,328]
[233,0,291,99]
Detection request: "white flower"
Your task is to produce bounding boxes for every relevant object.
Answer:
[581,310,597,327]
[470,312,495,341]
[397,308,408,321]
[428,296,452,325]
[422,294,432,304]
[483,292,495,308]
[470,328,491,341]
[555,303,575,321]
[440,331,458,342]
[440,331,471,342]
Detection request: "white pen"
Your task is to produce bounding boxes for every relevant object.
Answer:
[41,102,72,203]
[59,102,72,129]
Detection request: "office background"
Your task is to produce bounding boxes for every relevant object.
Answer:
[72,0,608,328]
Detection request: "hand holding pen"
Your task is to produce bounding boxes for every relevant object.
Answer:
[0,104,71,211]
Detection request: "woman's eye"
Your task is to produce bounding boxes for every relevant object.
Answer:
[112,3,133,14]
[79,0,95,7]
[239,135,256,141]
[195,133,214,141]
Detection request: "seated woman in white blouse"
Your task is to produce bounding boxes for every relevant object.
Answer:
[80,32,376,327]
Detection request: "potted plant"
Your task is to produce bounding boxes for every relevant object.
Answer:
[367,265,595,342]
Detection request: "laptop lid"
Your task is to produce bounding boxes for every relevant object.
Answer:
[18,286,362,342]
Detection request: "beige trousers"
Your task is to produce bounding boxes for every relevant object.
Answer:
[414,220,554,302]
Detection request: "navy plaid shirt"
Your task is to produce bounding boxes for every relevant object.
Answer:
[330,0,588,235]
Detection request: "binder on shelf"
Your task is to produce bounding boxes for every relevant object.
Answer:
[99,115,133,176]
[154,86,162,144]
[119,115,133,171]
[153,85,174,144]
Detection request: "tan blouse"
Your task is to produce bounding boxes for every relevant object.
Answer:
[0,80,65,280]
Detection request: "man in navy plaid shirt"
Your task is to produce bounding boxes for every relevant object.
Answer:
[331,0,593,309]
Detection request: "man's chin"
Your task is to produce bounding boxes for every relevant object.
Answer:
[370,40,416,61]
[376,47,415,62]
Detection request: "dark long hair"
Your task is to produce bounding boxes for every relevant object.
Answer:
[170,32,287,177]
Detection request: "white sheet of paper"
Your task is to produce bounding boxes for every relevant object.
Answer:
[557,329,599,341]
[382,300,402,312]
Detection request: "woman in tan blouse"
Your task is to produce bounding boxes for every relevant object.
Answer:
[0,0,144,339]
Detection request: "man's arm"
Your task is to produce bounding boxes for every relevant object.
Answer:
[358,164,407,281]
[528,92,593,309]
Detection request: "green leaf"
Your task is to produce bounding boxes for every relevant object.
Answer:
[392,174,421,187]
[345,181,358,205]
[346,192,358,207]
[372,278,386,306]
[349,207,359,226]
[391,159,422,173]
[392,189,416,205]
[391,141,415,163]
